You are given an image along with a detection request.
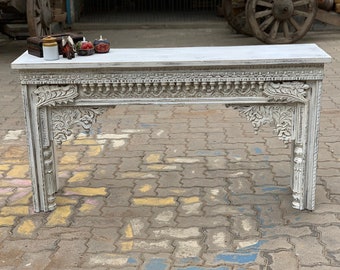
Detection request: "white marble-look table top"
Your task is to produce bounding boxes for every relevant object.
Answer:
[11,44,331,70]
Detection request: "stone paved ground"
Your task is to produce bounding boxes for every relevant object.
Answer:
[1,23,340,269]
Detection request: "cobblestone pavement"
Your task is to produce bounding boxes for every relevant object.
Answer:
[1,23,340,269]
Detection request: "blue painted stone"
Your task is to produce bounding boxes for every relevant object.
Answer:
[175,266,230,270]
[215,253,257,264]
[144,258,167,270]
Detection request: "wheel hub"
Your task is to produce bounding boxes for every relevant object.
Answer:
[272,0,294,21]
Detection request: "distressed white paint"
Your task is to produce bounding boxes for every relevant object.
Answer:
[11,44,331,212]
[12,44,330,69]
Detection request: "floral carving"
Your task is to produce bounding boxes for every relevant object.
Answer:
[43,146,57,211]
[34,85,78,107]
[234,105,294,144]
[52,107,107,144]
[292,143,305,209]
[263,82,309,103]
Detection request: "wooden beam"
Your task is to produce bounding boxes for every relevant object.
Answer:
[315,8,340,27]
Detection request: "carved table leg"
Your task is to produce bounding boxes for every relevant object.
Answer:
[22,84,108,212]
[22,86,58,212]
[291,82,322,210]
[231,81,321,210]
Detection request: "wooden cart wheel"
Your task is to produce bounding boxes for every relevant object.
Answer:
[246,0,317,44]
[224,0,253,36]
[27,0,52,36]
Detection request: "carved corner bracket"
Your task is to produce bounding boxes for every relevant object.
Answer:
[52,107,108,145]
[228,81,309,145]
[234,105,294,144]
[263,81,309,103]
[32,84,109,145]
[34,85,79,107]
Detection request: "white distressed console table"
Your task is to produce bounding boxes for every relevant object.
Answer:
[11,44,331,212]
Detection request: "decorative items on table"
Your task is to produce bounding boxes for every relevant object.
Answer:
[76,37,95,56]
[93,36,110,53]
[62,36,76,59]
[42,36,59,61]
[27,33,84,58]
[27,34,110,59]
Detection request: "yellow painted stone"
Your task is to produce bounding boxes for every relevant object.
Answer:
[0,206,29,216]
[11,193,32,205]
[46,205,72,226]
[7,165,29,178]
[62,140,72,146]
[87,145,103,157]
[55,196,78,205]
[2,159,25,165]
[120,240,133,252]
[145,154,161,164]
[64,187,107,196]
[182,196,200,204]
[170,189,186,194]
[59,164,94,171]
[68,171,91,183]
[0,216,16,226]
[4,146,26,159]
[17,219,35,236]
[73,139,98,145]
[79,203,95,213]
[125,224,133,238]
[0,164,10,171]
[59,152,79,165]
[147,165,177,170]
[76,133,87,139]
[133,197,176,206]
[139,184,152,193]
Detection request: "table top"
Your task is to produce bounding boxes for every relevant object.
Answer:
[11,44,331,70]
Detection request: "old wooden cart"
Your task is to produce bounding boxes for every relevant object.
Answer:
[0,0,64,37]
[223,0,340,43]
[1,0,340,42]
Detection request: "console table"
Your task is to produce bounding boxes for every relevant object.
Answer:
[11,44,331,212]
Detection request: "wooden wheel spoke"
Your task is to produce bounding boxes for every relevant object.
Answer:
[289,17,302,30]
[257,0,273,8]
[255,9,272,19]
[35,7,41,14]
[293,9,310,17]
[282,21,291,37]
[43,0,49,9]
[34,17,41,24]
[27,0,52,36]
[36,0,42,10]
[36,25,42,35]
[269,20,280,39]
[259,16,275,31]
[293,0,311,7]
[34,3,41,16]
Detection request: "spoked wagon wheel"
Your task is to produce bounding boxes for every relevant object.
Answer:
[246,0,318,44]
[27,0,53,36]
[224,0,252,36]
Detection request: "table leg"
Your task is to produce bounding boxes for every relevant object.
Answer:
[291,81,322,210]
[22,86,58,212]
